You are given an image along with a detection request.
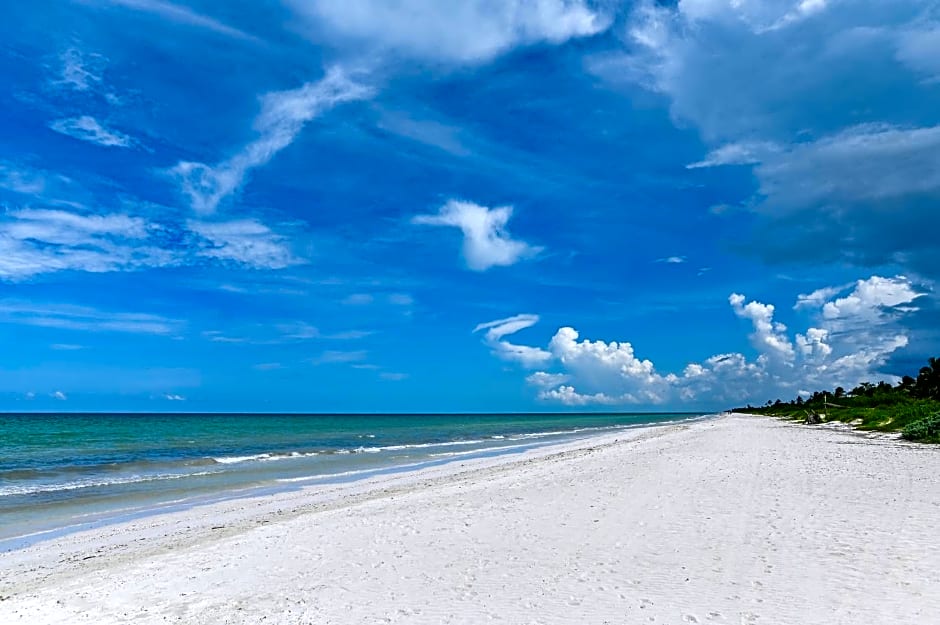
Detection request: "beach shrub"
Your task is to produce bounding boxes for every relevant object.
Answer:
[901,412,940,443]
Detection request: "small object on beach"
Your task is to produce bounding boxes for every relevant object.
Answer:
[804,411,823,425]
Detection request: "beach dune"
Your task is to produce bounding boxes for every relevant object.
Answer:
[2,414,938,624]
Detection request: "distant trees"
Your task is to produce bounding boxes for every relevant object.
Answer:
[734,355,940,443]
[914,357,940,399]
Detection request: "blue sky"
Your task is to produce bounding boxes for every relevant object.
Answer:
[1,0,938,412]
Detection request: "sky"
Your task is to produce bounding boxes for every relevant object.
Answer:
[1,0,938,413]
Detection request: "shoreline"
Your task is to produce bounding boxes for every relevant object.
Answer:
[0,415,715,553]
[3,413,938,624]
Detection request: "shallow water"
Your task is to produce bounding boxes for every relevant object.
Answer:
[0,412,707,547]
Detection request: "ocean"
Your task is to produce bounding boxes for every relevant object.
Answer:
[0,412,708,550]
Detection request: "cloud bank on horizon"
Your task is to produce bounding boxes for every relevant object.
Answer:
[481,275,925,406]
[0,0,937,411]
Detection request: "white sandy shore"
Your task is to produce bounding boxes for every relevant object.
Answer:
[2,414,938,624]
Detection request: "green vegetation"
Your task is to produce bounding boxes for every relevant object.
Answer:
[733,357,940,443]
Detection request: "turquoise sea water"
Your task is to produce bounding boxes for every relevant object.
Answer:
[0,412,707,549]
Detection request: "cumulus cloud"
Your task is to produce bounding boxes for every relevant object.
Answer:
[526,371,570,388]
[49,116,134,148]
[287,0,608,64]
[478,275,925,407]
[413,200,541,271]
[729,292,795,362]
[187,219,302,270]
[656,255,687,264]
[473,314,552,367]
[171,68,372,214]
[163,393,185,401]
[52,390,68,401]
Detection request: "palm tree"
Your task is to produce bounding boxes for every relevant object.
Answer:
[914,357,940,399]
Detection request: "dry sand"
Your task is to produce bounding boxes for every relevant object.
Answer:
[1,414,938,624]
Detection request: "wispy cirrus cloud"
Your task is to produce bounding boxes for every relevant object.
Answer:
[412,200,542,271]
[313,350,368,365]
[473,314,552,367]
[0,300,182,335]
[54,47,106,92]
[188,219,303,270]
[0,208,176,280]
[51,343,84,351]
[0,162,55,196]
[0,205,316,280]
[171,68,373,214]
[656,255,686,264]
[49,116,134,148]
[83,0,260,42]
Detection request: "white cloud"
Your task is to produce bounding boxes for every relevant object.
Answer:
[276,322,320,340]
[656,255,687,264]
[0,163,55,196]
[314,350,368,364]
[794,284,846,309]
[478,275,924,407]
[0,208,175,280]
[474,314,552,368]
[729,293,795,362]
[539,385,622,406]
[0,207,302,280]
[343,293,374,305]
[51,343,84,351]
[187,219,302,270]
[52,390,68,401]
[820,275,923,322]
[388,293,414,306]
[547,326,668,404]
[287,0,608,64]
[0,300,182,335]
[93,0,259,42]
[49,116,134,148]
[379,372,408,381]
[526,371,570,388]
[413,200,541,271]
[686,141,780,168]
[171,68,372,214]
[163,393,185,401]
[55,47,105,92]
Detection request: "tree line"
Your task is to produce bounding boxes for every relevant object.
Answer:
[734,357,940,443]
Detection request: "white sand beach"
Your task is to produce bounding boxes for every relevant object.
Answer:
[2,414,938,624]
